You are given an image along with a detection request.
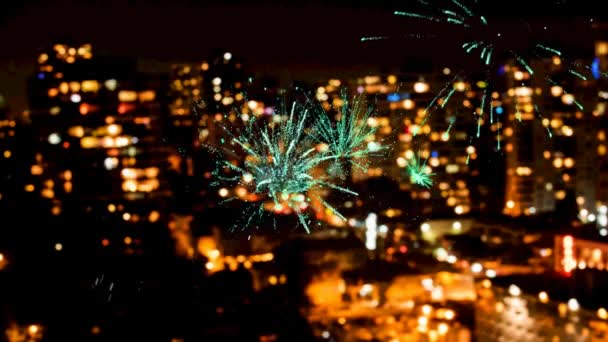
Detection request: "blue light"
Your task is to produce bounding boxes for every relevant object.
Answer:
[497,65,506,76]
[387,93,400,102]
[592,57,601,80]
[431,151,439,158]
[496,106,504,115]
[37,73,45,80]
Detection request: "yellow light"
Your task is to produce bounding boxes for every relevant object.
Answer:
[208,249,220,259]
[268,275,278,285]
[438,323,449,335]
[28,325,40,335]
[481,279,492,288]
[51,206,61,215]
[81,80,99,92]
[553,158,563,168]
[539,291,549,303]
[506,200,515,209]
[421,305,432,316]
[54,243,63,251]
[107,124,121,136]
[205,261,214,270]
[218,188,229,197]
[454,81,466,92]
[24,184,34,192]
[414,82,430,93]
[561,125,574,136]
[124,236,132,245]
[149,210,160,222]
[47,88,59,97]
[122,212,131,221]
[454,205,464,215]
[402,99,415,110]
[108,204,116,212]
[0,253,4,262]
[550,86,563,97]
[598,308,608,320]
[3,150,11,158]
[118,90,138,102]
[138,90,156,102]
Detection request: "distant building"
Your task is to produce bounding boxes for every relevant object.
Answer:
[503,49,599,219]
[25,43,171,253]
[314,68,485,218]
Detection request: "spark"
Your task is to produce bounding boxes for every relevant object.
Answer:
[313,93,385,167]
[514,53,534,75]
[441,88,456,108]
[442,116,457,140]
[210,95,382,233]
[407,153,434,188]
[536,44,562,56]
[361,36,388,42]
[568,69,587,81]
[415,76,459,136]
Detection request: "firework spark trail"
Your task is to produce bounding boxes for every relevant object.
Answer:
[514,53,534,75]
[442,116,457,140]
[451,0,474,17]
[394,11,442,22]
[568,69,587,81]
[210,95,383,233]
[536,44,562,56]
[361,36,388,42]
[485,47,494,65]
[440,88,456,108]
[489,94,494,124]
[407,152,434,188]
[415,76,459,136]
[534,105,553,138]
[547,77,584,110]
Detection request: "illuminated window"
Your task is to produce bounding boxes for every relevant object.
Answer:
[118,90,138,102]
[104,79,117,91]
[551,86,563,97]
[414,82,430,93]
[59,82,69,94]
[69,81,80,92]
[68,126,85,138]
[597,41,608,56]
[81,80,99,92]
[138,90,156,102]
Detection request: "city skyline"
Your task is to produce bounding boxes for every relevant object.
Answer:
[2,2,608,341]
[1,0,605,113]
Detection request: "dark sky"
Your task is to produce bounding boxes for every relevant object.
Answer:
[0,0,605,112]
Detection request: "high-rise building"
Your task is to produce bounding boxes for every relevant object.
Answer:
[0,94,17,204]
[594,38,608,229]
[503,53,598,218]
[313,66,486,217]
[26,43,171,253]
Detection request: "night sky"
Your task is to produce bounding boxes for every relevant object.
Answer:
[0,0,605,113]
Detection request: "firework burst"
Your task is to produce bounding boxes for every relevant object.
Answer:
[364,0,598,153]
[209,94,384,233]
[407,153,435,189]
